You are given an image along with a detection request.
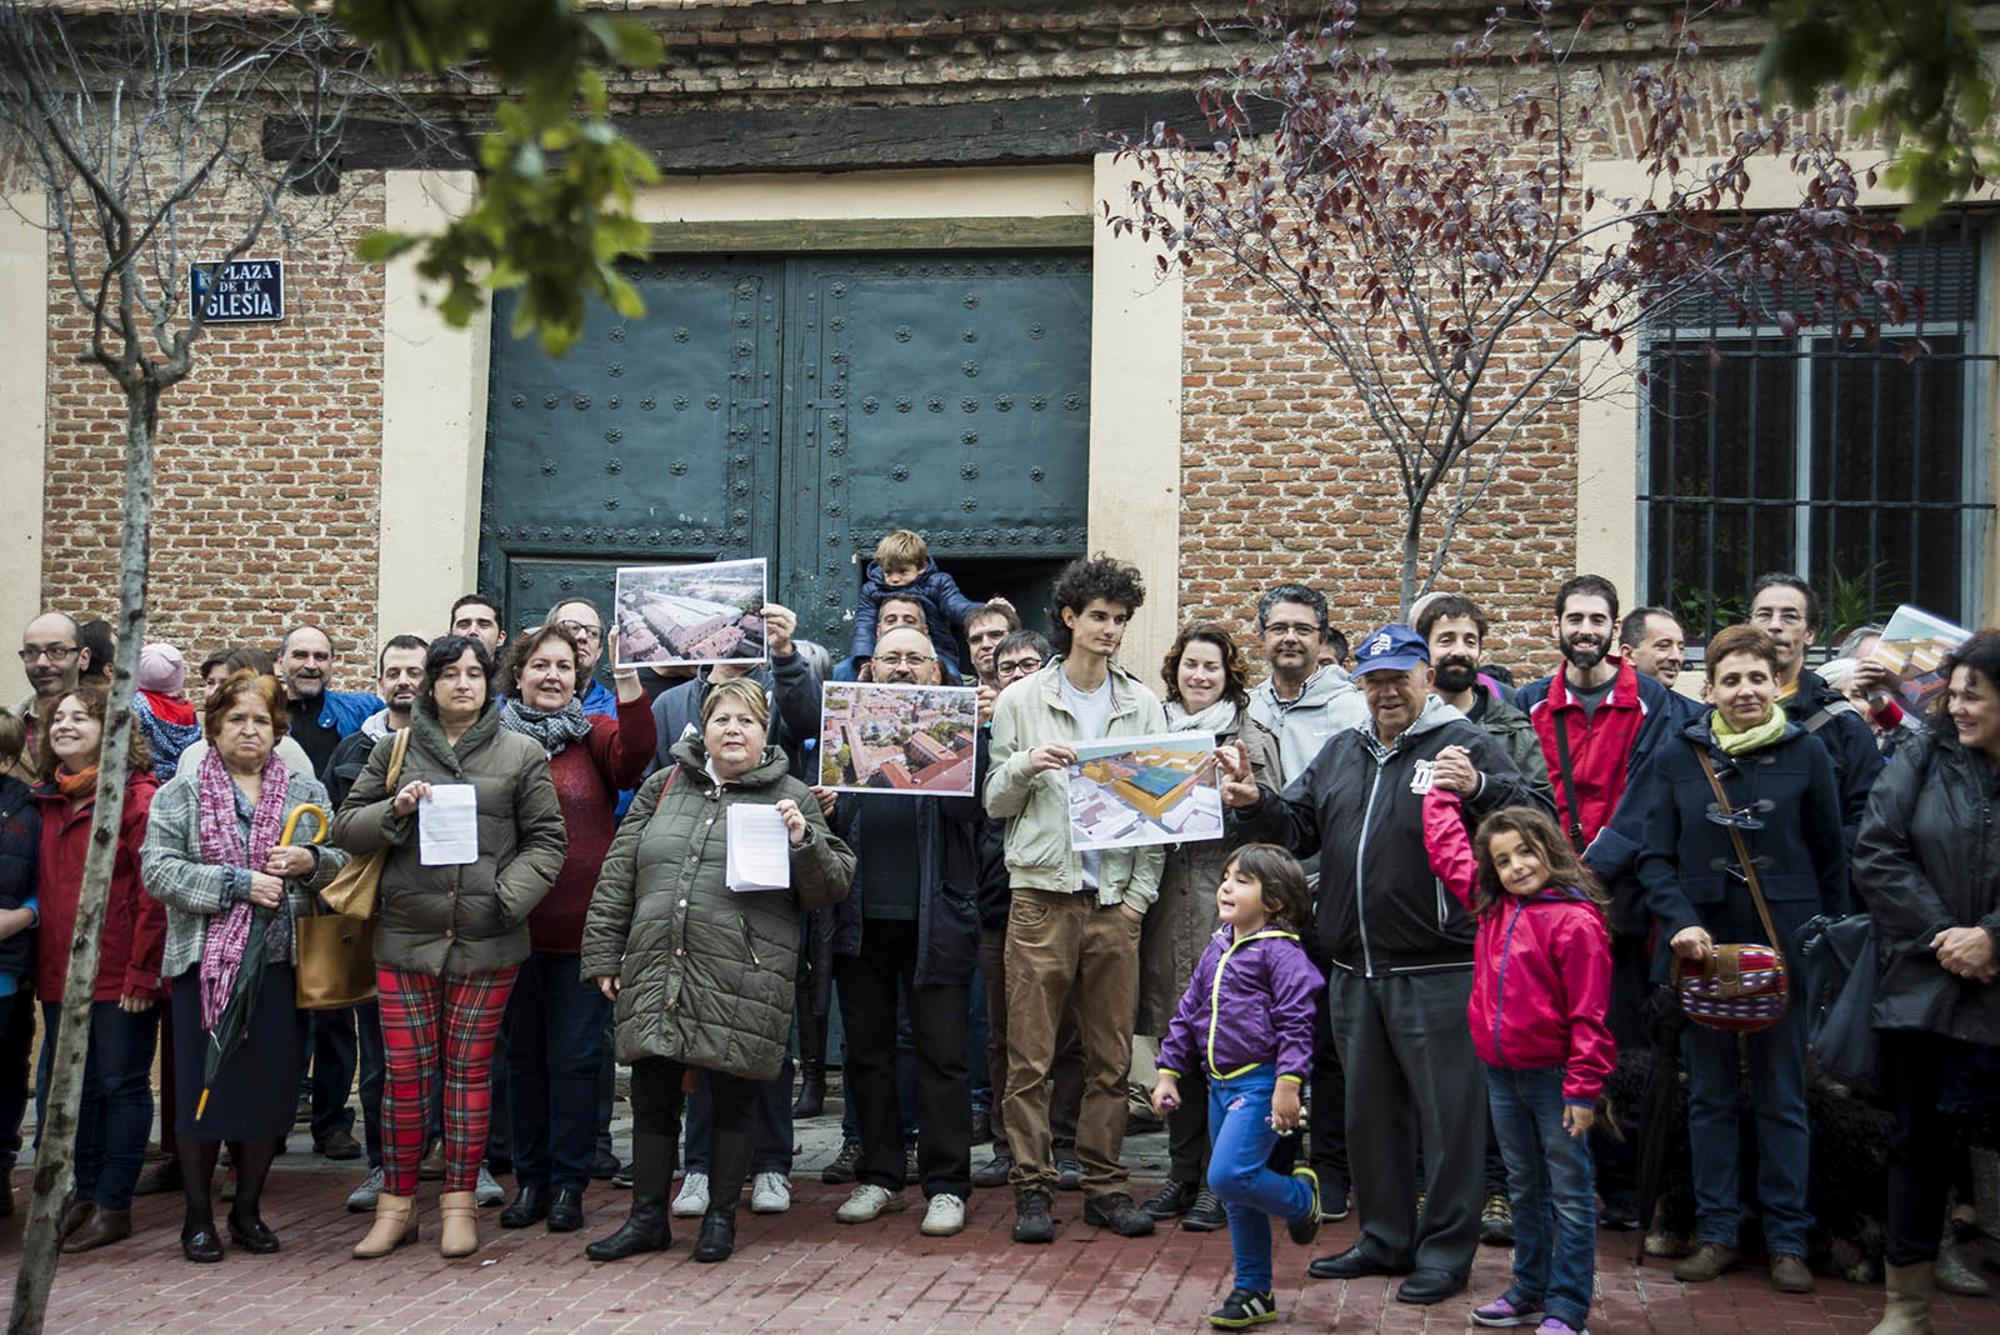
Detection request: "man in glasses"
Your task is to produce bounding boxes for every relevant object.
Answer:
[547,598,614,719]
[15,612,86,772]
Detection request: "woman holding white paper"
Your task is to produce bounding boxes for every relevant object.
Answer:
[331,635,566,1262]
[580,678,854,1265]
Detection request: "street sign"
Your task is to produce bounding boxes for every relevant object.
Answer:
[190,258,284,324]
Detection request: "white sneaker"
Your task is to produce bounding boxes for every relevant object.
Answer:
[920,1192,966,1237]
[835,1184,906,1223]
[474,1164,504,1207]
[750,1171,791,1214]
[672,1171,710,1218]
[345,1165,385,1213]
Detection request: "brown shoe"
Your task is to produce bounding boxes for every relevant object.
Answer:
[60,1206,131,1253]
[60,1199,94,1238]
[1673,1242,1742,1283]
[418,1142,446,1182]
[439,1190,479,1258]
[1770,1253,1816,1294]
[352,1192,420,1259]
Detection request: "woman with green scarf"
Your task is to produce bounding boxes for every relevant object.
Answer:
[1634,622,1847,1296]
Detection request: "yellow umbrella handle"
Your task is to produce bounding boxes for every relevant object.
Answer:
[280,803,330,847]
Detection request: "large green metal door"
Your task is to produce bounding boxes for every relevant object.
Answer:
[481,252,1091,659]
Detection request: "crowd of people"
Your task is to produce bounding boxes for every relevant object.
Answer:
[1,530,1996,1335]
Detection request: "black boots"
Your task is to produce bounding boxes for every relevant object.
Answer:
[584,1133,672,1261]
[691,1126,752,1263]
[792,1011,828,1119]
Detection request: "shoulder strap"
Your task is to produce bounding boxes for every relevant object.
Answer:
[1552,710,1586,852]
[1692,743,1783,950]
[383,725,413,791]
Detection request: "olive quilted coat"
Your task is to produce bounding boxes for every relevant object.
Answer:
[580,739,854,1081]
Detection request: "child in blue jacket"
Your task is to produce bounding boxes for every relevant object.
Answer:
[1152,843,1325,1329]
[849,529,985,676]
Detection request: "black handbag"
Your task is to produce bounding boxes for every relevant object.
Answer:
[1795,912,1879,1093]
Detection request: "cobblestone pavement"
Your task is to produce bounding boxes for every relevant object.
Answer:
[3,1122,1995,1333]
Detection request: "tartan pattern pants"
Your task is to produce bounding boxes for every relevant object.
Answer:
[377,965,517,1198]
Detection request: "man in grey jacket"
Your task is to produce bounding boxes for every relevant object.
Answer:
[1247,585,1369,781]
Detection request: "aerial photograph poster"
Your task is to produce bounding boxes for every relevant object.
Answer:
[613,558,769,669]
[818,681,980,796]
[1867,603,1971,715]
[1066,732,1221,852]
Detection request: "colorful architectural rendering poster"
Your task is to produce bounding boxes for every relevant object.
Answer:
[1066,732,1221,852]
[614,559,769,669]
[1868,603,1971,714]
[818,681,980,796]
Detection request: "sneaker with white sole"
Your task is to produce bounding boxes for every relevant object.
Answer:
[475,1164,505,1207]
[920,1193,966,1237]
[750,1172,791,1214]
[835,1184,906,1223]
[345,1165,385,1213]
[673,1171,711,1218]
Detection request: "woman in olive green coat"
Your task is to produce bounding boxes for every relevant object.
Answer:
[581,678,853,1265]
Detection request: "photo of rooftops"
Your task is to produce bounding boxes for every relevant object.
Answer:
[1066,732,1223,852]
[613,558,768,669]
[818,681,981,796]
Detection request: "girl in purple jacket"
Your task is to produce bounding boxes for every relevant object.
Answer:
[1425,788,1615,1335]
[1151,844,1325,1330]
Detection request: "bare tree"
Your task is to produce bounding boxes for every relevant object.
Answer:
[1110,0,1912,615]
[0,4,382,1328]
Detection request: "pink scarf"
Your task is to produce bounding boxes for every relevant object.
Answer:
[195,748,290,1032]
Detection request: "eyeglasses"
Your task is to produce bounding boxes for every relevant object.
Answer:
[996,657,1043,678]
[556,620,603,643]
[1262,623,1319,640]
[18,645,78,664]
[874,653,936,669]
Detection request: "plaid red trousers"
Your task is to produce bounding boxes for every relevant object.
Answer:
[376,965,517,1197]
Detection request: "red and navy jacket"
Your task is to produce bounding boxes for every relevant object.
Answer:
[1515,657,1675,885]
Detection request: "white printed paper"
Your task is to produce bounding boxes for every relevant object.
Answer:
[419,784,479,867]
[726,803,792,893]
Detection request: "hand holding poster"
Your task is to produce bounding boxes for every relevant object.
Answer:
[818,682,979,796]
[614,558,768,669]
[1867,604,1971,715]
[1066,733,1221,851]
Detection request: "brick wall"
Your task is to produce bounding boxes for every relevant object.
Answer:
[40,177,388,690]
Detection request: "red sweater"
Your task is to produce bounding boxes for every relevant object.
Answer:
[33,771,165,1004]
[529,698,655,953]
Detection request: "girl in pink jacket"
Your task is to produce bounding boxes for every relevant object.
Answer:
[1424,786,1615,1335]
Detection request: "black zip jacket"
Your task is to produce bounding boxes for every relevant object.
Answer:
[0,775,38,982]
[1232,697,1544,975]
[1783,668,1885,850]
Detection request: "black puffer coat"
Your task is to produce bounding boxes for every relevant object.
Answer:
[0,775,38,982]
[1855,731,2000,1045]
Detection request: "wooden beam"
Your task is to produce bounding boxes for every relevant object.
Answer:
[271,91,1264,175]
[645,215,1092,253]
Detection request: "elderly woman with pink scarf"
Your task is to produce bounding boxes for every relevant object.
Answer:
[141,671,349,1263]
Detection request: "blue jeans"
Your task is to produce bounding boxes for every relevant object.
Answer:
[967,958,991,1114]
[1486,1065,1597,1330]
[1206,1068,1313,1293]
[1680,1002,1812,1255]
[36,1000,157,1210]
[505,950,611,1191]
[685,1055,794,1175]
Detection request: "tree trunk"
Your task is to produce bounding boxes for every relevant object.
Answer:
[9,380,158,1335]
[1398,509,1422,621]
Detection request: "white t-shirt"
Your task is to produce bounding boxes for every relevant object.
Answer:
[1058,667,1115,892]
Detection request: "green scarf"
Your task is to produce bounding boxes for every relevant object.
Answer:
[1710,705,1787,755]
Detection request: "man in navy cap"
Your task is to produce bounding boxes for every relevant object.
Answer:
[1220,623,1545,1305]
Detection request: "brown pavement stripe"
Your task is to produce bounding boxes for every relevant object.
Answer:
[2,1170,1995,1332]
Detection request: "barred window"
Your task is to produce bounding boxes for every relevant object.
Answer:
[1639,214,1993,641]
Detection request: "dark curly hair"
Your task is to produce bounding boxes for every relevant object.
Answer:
[1048,555,1145,654]
[419,634,496,713]
[1934,629,2000,728]
[1161,623,1250,709]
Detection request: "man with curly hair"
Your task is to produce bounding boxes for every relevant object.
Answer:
[984,556,1166,1244]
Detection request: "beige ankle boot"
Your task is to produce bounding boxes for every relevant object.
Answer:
[353,1192,419,1259]
[439,1190,479,1258]
[1866,1262,1934,1335]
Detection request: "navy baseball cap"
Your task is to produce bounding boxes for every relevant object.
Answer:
[1351,624,1431,676]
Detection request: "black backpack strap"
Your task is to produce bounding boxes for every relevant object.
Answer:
[1552,709,1587,852]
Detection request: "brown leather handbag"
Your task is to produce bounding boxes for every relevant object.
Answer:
[316,727,411,920]
[1670,746,1790,1033]
[294,727,410,1009]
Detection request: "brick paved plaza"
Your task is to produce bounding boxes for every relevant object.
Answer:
[5,1139,1995,1333]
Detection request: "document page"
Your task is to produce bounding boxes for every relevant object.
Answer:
[726,803,792,893]
[419,784,479,867]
